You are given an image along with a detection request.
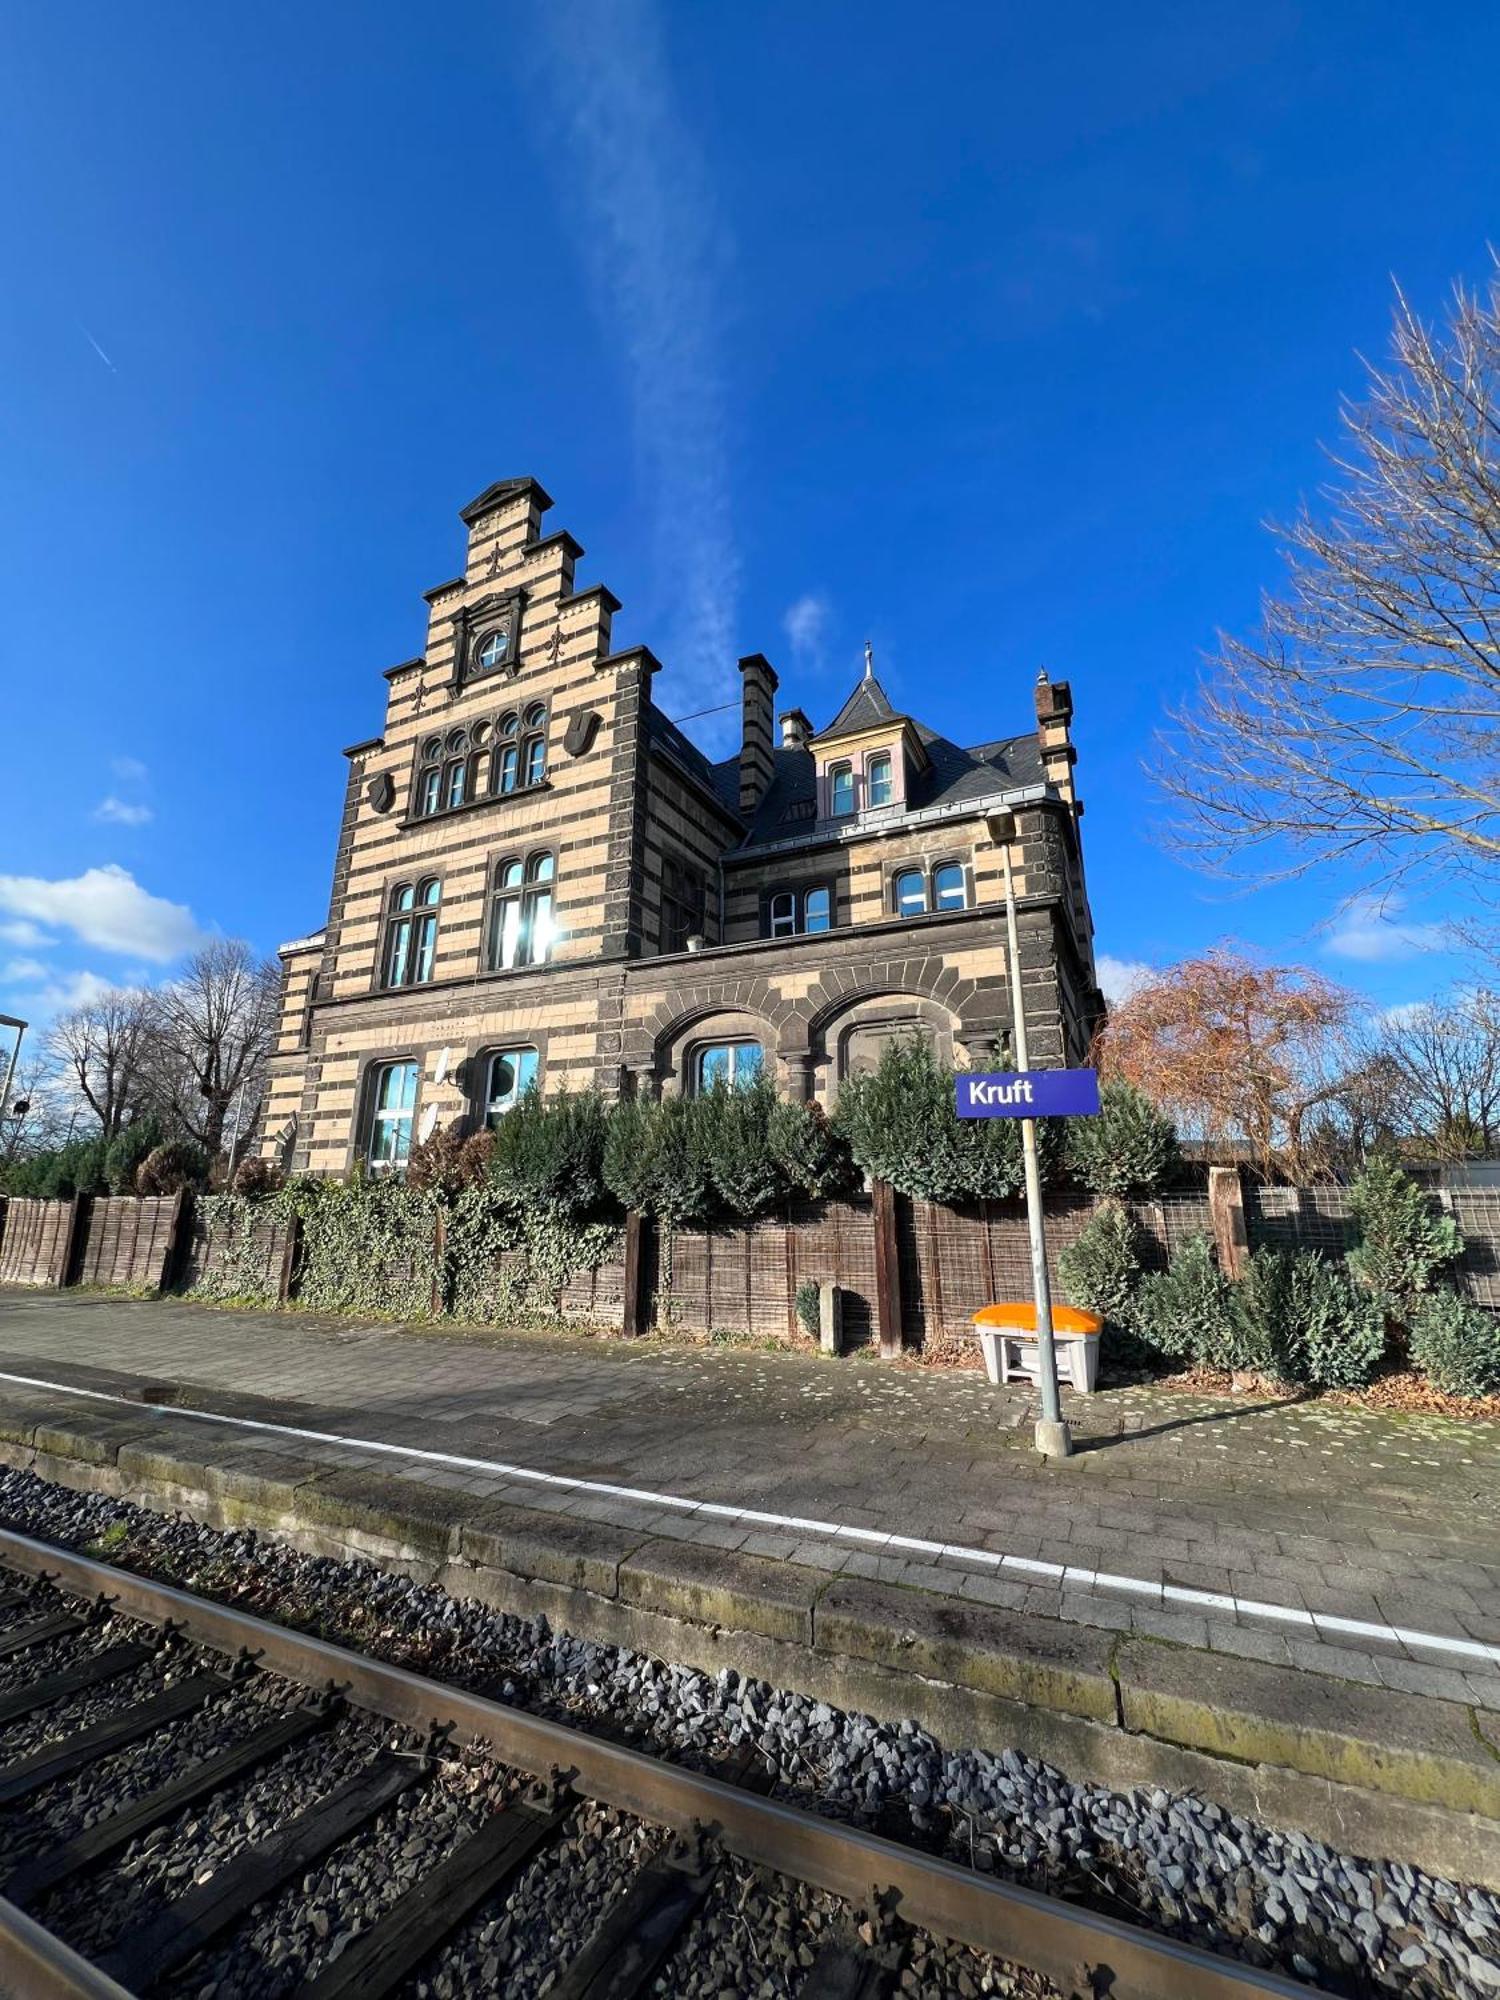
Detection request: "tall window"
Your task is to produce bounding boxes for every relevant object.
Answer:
[830,764,855,816]
[488,851,555,969]
[383,878,440,987]
[894,869,926,919]
[933,861,967,911]
[498,714,520,794]
[484,1046,539,1125]
[867,753,893,808]
[367,1061,418,1171]
[522,703,548,788]
[696,1041,763,1092]
[661,856,705,953]
[765,884,832,938]
[445,759,466,810]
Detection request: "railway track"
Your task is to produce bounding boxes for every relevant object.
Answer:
[0,1523,1319,2000]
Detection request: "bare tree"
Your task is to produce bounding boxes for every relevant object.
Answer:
[1158,265,1500,896]
[1358,989,1500,1158]
[143,940,279,1161]
[0,1051,74,1167]
[47,988,153,1139]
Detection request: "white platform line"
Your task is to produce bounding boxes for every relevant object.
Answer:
[2,1367,1497,1671]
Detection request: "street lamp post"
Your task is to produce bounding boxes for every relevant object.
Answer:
[986,817,1072,1460]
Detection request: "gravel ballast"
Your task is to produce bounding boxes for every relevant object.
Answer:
[0,1465,1496,1998]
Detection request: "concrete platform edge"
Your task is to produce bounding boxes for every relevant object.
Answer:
[1,1405,1498,1891]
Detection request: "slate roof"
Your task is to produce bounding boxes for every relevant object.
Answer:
[815,672,901,738]
[646,683,1047,851]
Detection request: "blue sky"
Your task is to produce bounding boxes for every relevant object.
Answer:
[1,0,1496,1030]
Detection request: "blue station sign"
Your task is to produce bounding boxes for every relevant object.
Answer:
[956,1068,1101,1119]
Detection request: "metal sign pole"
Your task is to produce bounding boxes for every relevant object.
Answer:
[999,851,1072,1459]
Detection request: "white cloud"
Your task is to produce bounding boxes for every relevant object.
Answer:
[530,0,737,712]
[1378,1000,1429,1027]
[1,958,50,985]
[1325,894,1447,963]
[92,796,154,827]
[0,865,205,963]
[1097,953,1152,1004]
[0,965,120,1025]
[0,919,54,948]
[111,756,149,783]
[783,594,830,668]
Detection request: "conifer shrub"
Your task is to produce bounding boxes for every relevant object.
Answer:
[767,1097,856,1200]
[489,1088,608,1216]
[135,1139,210,1196]
[230,1155,285,1197]
[1065,1080,1179,1196]
[1230,1246,1385,1387]
[1409,1291,1500,1398]
[833,1037,1053,1202]
[1132,1232,1237,1366]
[795,1280,821,1339]
[1056,1199,1144,1339]
[1,1135,109,1199]
[1346,1152,1463,1321]
[104,1117,165,1195]
[405,1120,492,1197]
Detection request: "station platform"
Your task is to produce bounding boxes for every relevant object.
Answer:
[0,1287,1497,1886]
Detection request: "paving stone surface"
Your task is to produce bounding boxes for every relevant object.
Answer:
[2,1289,1499,1697]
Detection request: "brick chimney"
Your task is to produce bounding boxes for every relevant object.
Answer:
[1033,669,1077,805]
[739,654,778,814]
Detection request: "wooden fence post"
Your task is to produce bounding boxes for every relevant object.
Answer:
[162,1188,193,1293]
[278,1215,303,1305]
[1208,1165,1250,1280]
[871,1177,903,1360]
[621,1209,649,1337]
[59,1194,90,1289]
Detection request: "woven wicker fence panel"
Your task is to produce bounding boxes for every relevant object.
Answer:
[0,1198,71,1287]
[1444,1189,1500,1308]
[558,1251,629,1325]
[1246,1186,1358,1257]
[661,1199,876,1343]
[182,1207,293,1301]
[77,1196,178,1291]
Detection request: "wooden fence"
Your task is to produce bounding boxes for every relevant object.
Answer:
[3,1172,1497,1343]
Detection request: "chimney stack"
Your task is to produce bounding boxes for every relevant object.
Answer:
[1033,669,1077,805]
[739,654,778,814]
[779,707,812,750]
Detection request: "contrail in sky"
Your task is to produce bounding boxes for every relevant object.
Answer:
[78,324,117,372]
[528,0,738,731]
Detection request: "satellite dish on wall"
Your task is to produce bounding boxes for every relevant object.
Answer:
[417,1105,439,1145]
[433,1048,454,1086]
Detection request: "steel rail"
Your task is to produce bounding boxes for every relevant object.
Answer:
[0,1525,1317,2000]
[0,1892,136,2000]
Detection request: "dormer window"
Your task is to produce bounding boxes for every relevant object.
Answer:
[830,765,855,817]
[867,753,893,808]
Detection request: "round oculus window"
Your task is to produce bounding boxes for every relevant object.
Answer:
[476,627,511,671]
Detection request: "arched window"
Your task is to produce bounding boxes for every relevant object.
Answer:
[366,1060,418,1170]
[894,869,926,919]
[497,713,520,795]
[487,852,555,969]
[769,890,797,939]
[416,735,443,817]
[804,884,831,933]
[382,878,441,988]
[695,1041,763,1092]
[762,883,833,938]
[867,753,893,808]
[932,861,967,911]
[830,764,855,817]
[522,702,548,788]
[483,1046,539,1125]
[444,759,466,810]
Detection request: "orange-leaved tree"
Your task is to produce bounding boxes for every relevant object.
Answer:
[1096,949,1358,1178]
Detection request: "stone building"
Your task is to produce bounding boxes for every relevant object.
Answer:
[262,478,1102,1174]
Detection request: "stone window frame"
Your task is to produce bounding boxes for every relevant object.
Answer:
[378,876,442,991]
[485,848,557,973]
[410,701,550,822]
[355,1053,423,1175]
[449,588,525,692]
[887,852,973,920]
[762,879,835,940]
